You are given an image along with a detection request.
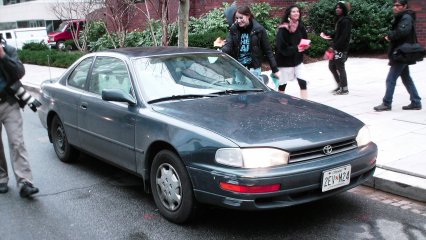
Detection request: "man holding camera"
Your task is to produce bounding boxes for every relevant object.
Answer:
[0,39,39,198]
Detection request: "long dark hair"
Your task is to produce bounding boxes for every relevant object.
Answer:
[233,5,254,22]
[280,5,302,24]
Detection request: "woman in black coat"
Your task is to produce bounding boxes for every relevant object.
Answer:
[275,5,310,99]
[216,5,279,80]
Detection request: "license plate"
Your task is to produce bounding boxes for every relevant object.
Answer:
[322,165,351,192]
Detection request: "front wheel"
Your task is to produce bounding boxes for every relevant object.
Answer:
[56,41,65,50]
[50,115,79,162]
[150,150,197,224]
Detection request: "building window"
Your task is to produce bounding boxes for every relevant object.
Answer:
[3,0,35,5]
[17,20,45,28]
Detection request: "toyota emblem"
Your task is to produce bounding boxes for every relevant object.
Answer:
[323,145,333,155]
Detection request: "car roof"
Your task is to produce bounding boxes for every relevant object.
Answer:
[100,47,220,58]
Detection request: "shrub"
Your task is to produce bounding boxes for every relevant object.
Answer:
[18,49,85,68]
[188,2,280,49]
[64,40,76,50]
[306,0,393,53]
[22,41,49,51]
[188,30,227,49]
[307,33,330,58]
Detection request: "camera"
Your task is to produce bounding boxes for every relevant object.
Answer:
[8,81,42,112]
[1,35,42,112]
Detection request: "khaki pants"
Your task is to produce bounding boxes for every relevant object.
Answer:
[0,101,33,185]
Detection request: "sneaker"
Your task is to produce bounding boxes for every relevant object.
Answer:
[331,87,340,93]
[0,183,8,193]
[19,182,39,198]
[402,103,422,110]
[374,103,391,112]
[334,89,349,95]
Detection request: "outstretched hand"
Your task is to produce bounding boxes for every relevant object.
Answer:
[214,37,226,48]
[320,32,332,40]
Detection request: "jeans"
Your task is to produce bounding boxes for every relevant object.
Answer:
[329,51,348,90]
[382,63,421,107]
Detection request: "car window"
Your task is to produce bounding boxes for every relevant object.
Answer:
[89,56,132,96]
[67,57,93,89]
[133,53,266,102]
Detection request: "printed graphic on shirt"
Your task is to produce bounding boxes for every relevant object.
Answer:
[238,33,252,66]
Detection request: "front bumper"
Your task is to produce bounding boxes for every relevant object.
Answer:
[189,142,377,210]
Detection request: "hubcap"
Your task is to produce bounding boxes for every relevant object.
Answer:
[155,163,182,211]
[55,125,65,154]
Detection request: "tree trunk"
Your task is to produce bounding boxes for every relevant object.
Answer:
[160,0,169,46]
[178,0,190,47]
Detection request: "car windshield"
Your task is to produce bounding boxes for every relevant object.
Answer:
[132,53,269,102]
[55,22,69,32]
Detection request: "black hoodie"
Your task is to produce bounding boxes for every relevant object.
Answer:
[387,10,417,64]
[328,15,352,52]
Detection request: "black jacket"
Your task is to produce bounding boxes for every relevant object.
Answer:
[222,19,279,73]
[275,22,308,67]
[387,10,417,65]
[328,16,352,52]
[0,44,26,104]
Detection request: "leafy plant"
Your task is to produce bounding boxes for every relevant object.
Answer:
[18,49,85,68]
[306,33,330,57]
[306,0,393,53]
[22,41,49,51]
[188,30,228,49]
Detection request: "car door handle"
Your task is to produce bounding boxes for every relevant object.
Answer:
[80,102,88,110]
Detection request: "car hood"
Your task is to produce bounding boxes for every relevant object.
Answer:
[151,92,363,149]
[48,32,61,37]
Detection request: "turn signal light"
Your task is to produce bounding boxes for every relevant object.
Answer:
[220,182,280,193]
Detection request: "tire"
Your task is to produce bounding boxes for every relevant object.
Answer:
[56,41,65,50]
[150,150,197,224]
[50,115,79,163]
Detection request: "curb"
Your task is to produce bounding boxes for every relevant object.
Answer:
[364,167,426,202]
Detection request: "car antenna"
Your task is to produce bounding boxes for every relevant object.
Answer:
[47,53,52,81]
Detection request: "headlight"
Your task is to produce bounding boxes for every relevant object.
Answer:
[356,125,371,147]
[215,148,289,168]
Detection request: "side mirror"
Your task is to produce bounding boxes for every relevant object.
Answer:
[102,89,136,106]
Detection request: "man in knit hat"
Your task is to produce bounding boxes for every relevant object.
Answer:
[320,1,352,95]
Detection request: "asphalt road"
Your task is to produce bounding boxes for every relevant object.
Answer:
[0,105,425,240]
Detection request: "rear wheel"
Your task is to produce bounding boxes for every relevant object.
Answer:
[150,150,197,224]
[50,115,79,162]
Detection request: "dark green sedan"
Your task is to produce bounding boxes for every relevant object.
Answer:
[38,47,377,224]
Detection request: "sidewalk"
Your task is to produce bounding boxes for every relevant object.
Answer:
[21,58,426,202]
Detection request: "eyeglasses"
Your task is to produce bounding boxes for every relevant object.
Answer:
[393,3,403,7]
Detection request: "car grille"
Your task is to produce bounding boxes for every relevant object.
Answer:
[288,139,357,163]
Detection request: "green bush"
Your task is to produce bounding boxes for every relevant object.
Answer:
[64,40,76,50]
[188,30,227,49]
[85,21,107,43]
[189,4,229,35]
[22,41,49,51]
[188,2,280,49]
[307,33,329,57]
[307,0,392,53]
[18,49,85,68]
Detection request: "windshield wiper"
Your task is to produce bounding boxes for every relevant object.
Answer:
[211,89,264,95]
[148,94,218,104]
